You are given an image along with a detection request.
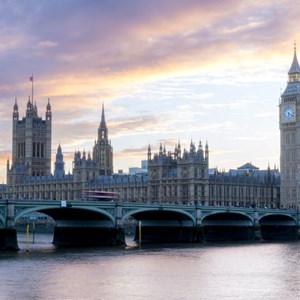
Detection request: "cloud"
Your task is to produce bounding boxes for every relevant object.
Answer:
[117,145,149,157]
[0,0,297,181]
[33,40,57,49]
[1,0,294,88]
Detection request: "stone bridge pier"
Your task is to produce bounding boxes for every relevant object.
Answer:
[0,200,19,250]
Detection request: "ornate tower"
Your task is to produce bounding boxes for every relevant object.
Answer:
[7,98,52,184]
[93,104,113,175]
[279,45,300,209]
[54,144,65,178]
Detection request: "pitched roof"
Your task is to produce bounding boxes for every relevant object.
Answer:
[237,162,259,170]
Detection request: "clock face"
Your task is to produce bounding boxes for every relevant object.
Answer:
[283,106,295,122]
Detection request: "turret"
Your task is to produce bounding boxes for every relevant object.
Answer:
[177,141,181,158]
[46,98,51,121]
[205,142,209,161]
[266,164,272,183]
[159,143,163,156]
[190,140,195,153]
[34,101,38,117]
[13,99,19,120]
[147,144,151,160]
[54,143,65,178]
[26,96,33,118]
[174,144,178,159]
[197,141,204,159]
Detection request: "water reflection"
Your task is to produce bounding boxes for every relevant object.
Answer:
[1,234,300,299]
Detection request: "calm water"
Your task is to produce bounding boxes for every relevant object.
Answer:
[1,234,300,300]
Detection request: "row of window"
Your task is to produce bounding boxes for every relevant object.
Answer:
[16,142,46,158]
[283,167,297,180]
[285,130,296,145]
[209,185,276,198]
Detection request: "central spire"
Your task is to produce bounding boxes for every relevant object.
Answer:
[101,103,106,124]
[93,103,114,175]
[98,103,108,143]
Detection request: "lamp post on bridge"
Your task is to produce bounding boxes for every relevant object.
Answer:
[194,203,203,242]
[115,199,125,245]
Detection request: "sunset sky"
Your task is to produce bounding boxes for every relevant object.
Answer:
[0,0,298,183]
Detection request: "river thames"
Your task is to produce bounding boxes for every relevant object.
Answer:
[1,234,300,300]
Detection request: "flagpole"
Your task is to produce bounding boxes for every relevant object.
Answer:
[31,74,34,103]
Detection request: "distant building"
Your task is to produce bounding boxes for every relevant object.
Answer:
[129,160,148,175]
[209,164,280,208]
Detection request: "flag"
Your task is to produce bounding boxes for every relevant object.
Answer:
[29,76,33,81]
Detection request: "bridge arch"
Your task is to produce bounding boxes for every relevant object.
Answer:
[201,212,254,241]
[122,207,196,224]
[13,204,123,247]
[258,213,297,224]
[202,211,254,224]
[123,207,196,243]
[14,205,116,225]
[259,213,298,240]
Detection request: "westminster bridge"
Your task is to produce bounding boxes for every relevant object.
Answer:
[0,199,299,250]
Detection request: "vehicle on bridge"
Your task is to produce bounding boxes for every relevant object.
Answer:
[82,190,119,201]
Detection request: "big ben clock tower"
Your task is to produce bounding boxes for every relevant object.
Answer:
[280,44,300,209]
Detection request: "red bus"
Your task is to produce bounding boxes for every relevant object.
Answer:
[82,190,119,201]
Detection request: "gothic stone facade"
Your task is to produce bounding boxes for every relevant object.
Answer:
[7,98,52,184]
[146,141,209,204]
[3,87,280,208]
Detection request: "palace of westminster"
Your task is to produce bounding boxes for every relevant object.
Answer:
[3,47,300,210]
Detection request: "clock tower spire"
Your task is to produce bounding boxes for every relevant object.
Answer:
[288,41,300,82]
[279,44,300,209]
